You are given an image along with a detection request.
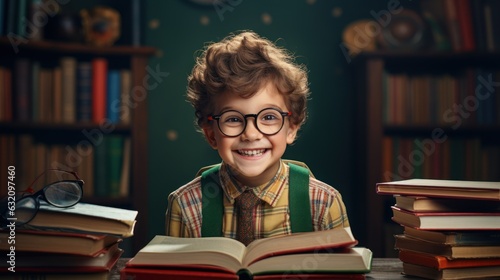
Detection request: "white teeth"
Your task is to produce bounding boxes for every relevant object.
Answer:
[238,149,265,156]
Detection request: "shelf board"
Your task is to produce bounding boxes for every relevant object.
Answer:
[0,37,157,57]
[0,122,131,135]
[384,124,500,137]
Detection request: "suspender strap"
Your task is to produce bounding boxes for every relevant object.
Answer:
[201,164,223,237]
[288,163,313,233]
[200,163,313,236]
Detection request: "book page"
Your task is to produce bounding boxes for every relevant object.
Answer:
[243,227,357,267]
[135,236,247,268]
[38,201,138,223]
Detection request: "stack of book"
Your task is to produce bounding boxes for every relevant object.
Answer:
[0,202,138,279]
[377,179,500,280]
[120,227,373,280]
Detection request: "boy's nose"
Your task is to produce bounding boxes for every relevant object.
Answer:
[241,119,262,141]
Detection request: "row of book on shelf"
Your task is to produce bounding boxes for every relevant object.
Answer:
[0,134,130,199]
[0,57,132,124]
[0,201,138,279]
[377,178,500,280]
[419,0,500,52]
[382,136,500,183]
[382,69,500,126]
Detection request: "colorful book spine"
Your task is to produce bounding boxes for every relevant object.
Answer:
[91,58,108,124]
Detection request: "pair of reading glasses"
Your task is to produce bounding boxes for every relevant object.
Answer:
[208,108,292,137]
[1,169,84,228]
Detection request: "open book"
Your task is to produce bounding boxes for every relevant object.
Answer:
[125,227,372,277]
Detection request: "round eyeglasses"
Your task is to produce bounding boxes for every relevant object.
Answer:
[1,169,84,228]
[207,108,292,137]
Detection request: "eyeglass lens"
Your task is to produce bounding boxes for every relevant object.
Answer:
[1,170,83,227]
[43,182,82,207]
[217,108,286,136]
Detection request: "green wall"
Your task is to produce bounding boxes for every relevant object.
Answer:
[143,0,417,247]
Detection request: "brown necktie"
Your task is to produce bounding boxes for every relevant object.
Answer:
[235,189,261,246]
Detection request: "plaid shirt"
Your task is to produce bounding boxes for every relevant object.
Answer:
[165,161,350,239]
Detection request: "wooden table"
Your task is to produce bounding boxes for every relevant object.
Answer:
[111,258,417,279]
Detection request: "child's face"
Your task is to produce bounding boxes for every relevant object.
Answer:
[203,82,299,187]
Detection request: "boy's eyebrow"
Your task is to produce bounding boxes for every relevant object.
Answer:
[215,104,287,114]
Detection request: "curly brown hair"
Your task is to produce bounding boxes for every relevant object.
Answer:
[186,31,310,130]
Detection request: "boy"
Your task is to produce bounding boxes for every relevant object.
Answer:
[165,31,349,245]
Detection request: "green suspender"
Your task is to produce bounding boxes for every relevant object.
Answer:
[288,163,313,233]
[201,163,313,236]
[201,165,223,237]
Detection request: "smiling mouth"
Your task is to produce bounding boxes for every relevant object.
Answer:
[237,149,266,156]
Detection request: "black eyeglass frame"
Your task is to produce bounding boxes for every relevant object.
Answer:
[1,169,84,227]
[207,107,292,137]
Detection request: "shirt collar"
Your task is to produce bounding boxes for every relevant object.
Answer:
[219,161,288,207]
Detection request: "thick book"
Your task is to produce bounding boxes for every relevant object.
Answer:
[377,179,500,200]
[394,234,500,259]
[125,227,372,278]
[0,229,121,256]
[394,195,500,212]
[0,243,122,270]
[19,201,137,237]
[403,226,500,246]
[1,244,121,279]
[399,249,500,270]
[391,206,500,230]
[120,266,367,280]
[402,262,500,280]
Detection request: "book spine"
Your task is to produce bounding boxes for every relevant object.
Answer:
[16,0,26,37]
[91,58,108,124]
[120,70,131,124]
[106,70,120,124]
[31,61,40,122]
[3,68,12,121]
[107,135,123,197]
[14,58,31,121]
[60,57,77,123]
[77,62,92,122]
[456,0,475,52]
[5,0,16,35]
[52,67,62,123]
[93,136,108,197]
[0,0,4,36]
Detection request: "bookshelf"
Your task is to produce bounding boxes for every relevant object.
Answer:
[0,37,156,254]
[350,51,500,258]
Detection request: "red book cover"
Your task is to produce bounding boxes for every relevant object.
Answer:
[92,58,108,123]
[120,266,366,280]
[456,0,476,51]
[399,249,500,269]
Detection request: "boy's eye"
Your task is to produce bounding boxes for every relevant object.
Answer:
[225,117,243,123]
[262,114,278,121]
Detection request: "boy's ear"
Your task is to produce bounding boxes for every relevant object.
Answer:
[203,126,218,149]
[286,124,300,144]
